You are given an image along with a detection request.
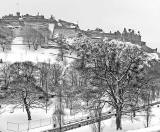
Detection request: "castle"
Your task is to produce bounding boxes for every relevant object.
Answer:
[0,12,157,53]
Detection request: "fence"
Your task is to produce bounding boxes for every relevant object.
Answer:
[7,117,52,132]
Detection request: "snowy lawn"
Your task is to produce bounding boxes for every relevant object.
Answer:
[67,105,160,132]
[0,104,160,132]
[0,104,53,132]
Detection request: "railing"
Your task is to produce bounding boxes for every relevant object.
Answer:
[7,117,52,132]
[43,112,115,132]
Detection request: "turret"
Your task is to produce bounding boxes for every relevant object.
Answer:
[16,12,21,18]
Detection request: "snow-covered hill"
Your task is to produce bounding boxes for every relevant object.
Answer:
[0,35,159,65]
[0,37,75,64]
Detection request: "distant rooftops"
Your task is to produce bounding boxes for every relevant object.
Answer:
[2,12,21,19]
[0,12,80,29]
[0,12,57,23]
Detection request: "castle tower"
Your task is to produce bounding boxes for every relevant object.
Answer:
[16,12,20,18]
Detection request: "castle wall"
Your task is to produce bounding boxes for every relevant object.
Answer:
[53,27,79,38]
[24,21,50,43]
[0,13,146,47]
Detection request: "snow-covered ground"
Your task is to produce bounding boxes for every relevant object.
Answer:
[0,104,53,132]
[1,104,160,132]
[0,37,159,65]
[127,126,160,132]
[0,37,74,64]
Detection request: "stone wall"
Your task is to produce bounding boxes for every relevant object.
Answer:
[53,27,79,38]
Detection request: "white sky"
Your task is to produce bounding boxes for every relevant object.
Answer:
[0,0,160,50]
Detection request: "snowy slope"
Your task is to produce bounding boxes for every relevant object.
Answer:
[0,37,159,64]
[0,37,75,64]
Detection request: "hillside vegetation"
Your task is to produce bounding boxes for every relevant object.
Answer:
[0,25,13,51]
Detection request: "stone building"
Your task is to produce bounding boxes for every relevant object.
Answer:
[0,12,151,50]
[1,12,21,25]
[22,13,52,43]
[52,19,80,38]
[84,27,145,46]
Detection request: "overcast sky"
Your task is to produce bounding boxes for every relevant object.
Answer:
[0,0,160,50]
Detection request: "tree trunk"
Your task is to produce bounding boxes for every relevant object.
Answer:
[45,80,48,114]
[146,95,150,128]
[23,104,24,112]
[98,111,101,132]
[146,109,149,127]
[65,97,69,108]
[133,110,136,117]
[28,43,30,49]
[70,100,73,115]
[23,97,31,120]
[2,44,5,52]
[86,100,89,106]
[116,108,122,130]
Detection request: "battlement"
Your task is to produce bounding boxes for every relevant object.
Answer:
[22,13,48,23]
[85,28,145,45]
[1,13,20,23]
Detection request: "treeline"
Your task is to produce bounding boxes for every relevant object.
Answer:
[0,26,13,51]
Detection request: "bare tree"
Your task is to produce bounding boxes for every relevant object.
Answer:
[50,63,65,131]
[0,63,11,90]
[7,62,45,120]
[72,36,157,130]
[52,34,70,65]
[139,61,160,127]
[22,26,45,50]
[37,62,52,113]
[63,66,83,115]
[0,26,13,51]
